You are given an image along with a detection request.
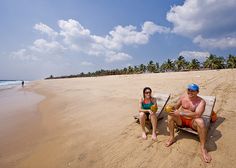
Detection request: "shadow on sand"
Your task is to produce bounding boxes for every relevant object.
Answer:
[135,113,225,152]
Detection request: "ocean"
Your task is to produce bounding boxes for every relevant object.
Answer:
[0,80,27,90]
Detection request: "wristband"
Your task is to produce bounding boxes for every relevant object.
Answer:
[180,111,184,116]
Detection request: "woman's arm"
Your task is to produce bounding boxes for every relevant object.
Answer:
[152,97,157,106]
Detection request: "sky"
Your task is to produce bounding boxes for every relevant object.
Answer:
[0,0,236,80]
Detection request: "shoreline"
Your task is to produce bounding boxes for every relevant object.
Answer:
[0,86,45,168]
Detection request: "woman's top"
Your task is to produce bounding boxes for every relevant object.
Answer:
[142,98,154,110]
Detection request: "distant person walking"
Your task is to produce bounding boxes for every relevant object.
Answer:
[21,80,24,88]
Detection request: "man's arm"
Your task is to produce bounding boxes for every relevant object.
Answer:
[174,97,182,110]
[168,96,182,115]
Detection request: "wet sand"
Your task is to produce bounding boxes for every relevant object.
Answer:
[0,88,44,168]
[1,69,236,168]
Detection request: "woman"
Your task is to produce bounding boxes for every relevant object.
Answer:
[139,87,157,140]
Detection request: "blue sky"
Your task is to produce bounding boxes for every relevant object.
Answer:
[0,0,236,80]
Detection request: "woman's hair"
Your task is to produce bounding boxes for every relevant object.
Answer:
[143,87,152,98]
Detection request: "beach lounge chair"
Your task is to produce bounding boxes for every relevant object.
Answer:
[177,95,216,135]
[134,93,170,122]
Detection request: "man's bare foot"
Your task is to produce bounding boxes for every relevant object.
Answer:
[152,133,157,141]
[201,147,212,163]
[142,132,147,140]
[165,137,176,147]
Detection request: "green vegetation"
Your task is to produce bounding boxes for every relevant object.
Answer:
[46,54,236,79]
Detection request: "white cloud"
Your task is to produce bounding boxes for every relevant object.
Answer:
[167,0,236,49]
[105,52,132,63]
[193,35,236,49]
[11,19,168,63]
[167,0,203,37]
[34,23,58,38]
[101,25,148,49]
[179,50,210,59]
[56,19,169,54]
[167,0,236,37]
[59,19,90,37]
[93,21,170,51]
[81,61,93,66]
[107,25,148,46]
[11,49,39,61]
[55,19,167,62]
[30,39,65,53]
[58,19,91,49]
[11,39,65,61]
[142,21,170,34]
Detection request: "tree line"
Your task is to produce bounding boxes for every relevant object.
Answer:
[46,54,236,79]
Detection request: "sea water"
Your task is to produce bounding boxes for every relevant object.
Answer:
[0,80,28,90]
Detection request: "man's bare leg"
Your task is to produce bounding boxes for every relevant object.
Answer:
[139,112,147,139]
[165,115,181,147]
[150,113,157,141]
[192,118,212,163]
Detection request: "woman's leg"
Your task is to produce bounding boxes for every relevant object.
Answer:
[139,112,147,139]
[150,113,157,140]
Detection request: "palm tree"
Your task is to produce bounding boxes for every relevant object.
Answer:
[155,62,160,73]
[175,56,188,71]
[139,64,146,73]
[113,69,120,75]
[147,60,157,73]
[122,67,128,74]
[80,72,85,77]
[160,63,167,72]
[167,59,175,71]
[203,54,225,69]
[188,59,200,70]
[160,59,175,72]
[127,66,134,74]
[226,54,236,68]
[133,66,140,73]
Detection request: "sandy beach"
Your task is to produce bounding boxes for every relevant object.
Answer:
[1,69,236,168]
[0,88,44,168]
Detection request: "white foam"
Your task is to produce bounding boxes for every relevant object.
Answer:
[0,81,30,90]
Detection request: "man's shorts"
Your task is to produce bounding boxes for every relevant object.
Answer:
[180,116,193,129]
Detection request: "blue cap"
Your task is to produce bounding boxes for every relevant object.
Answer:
[187,83,199,91]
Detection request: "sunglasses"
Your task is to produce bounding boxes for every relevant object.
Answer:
[145,91,151,94]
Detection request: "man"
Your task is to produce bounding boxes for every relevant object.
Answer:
[21,80,24,88]
[165,83,212,163]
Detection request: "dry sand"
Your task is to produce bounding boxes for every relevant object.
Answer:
[1,69,236,168]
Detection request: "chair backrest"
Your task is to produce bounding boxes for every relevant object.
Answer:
[177,95,216,135]
[152,93,171,118]
[199,95,216,128]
